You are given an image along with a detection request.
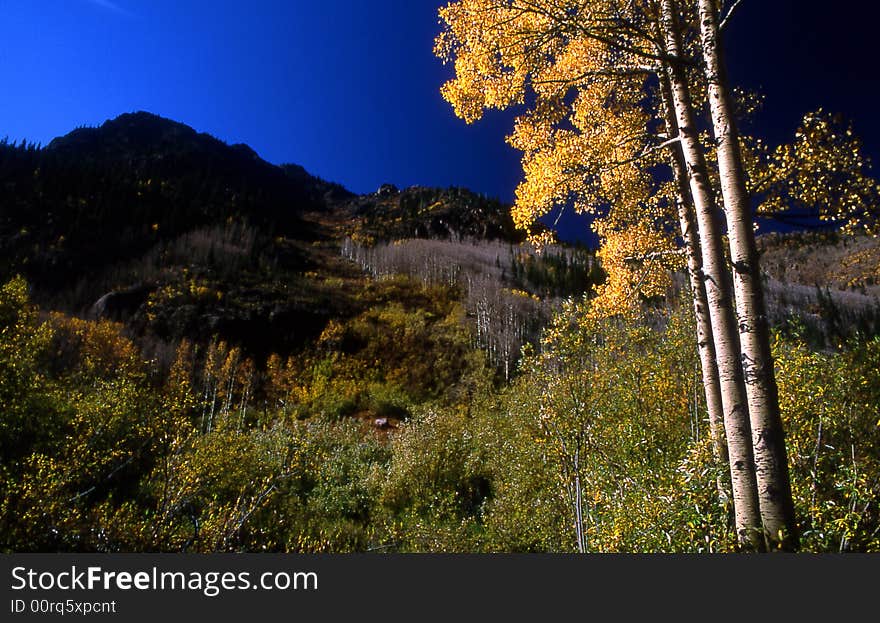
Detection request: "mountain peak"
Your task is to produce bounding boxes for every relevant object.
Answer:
[47,111,224,157]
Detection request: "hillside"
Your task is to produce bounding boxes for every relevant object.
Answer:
[758,230,880,345]
[3,111,878,372]
[1,113,878,554]
[1,112,597,368]
[3,111,878,365]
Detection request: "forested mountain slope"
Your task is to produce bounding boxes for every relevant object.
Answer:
[1,113,878,553]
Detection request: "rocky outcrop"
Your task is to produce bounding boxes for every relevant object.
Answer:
[89,283,154,321]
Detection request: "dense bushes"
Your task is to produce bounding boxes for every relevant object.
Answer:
[775,333,880,551]
[467,304,733,553]
[1,277,878,552]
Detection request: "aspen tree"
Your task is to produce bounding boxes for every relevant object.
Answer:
[435,0,812,549]
[753,110,880,235]
[695,0,797,550]
[435,0,752,529]
[657,0,762,548]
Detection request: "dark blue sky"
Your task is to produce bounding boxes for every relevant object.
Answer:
[2,0,877,214]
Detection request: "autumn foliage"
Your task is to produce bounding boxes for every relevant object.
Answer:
[2,275,878,552]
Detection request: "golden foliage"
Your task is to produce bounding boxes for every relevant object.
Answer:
[436,1,681,317]
[755,110,880,235]
[591,223,679,318]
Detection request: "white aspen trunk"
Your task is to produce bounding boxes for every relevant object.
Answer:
[208,384,218,434]
[239,381,250,432]
[660,0,763,550]
[224,368,237,420]
[201,380,211,434]
[573,444,586,553]
[658,70,730,495]
[697,0,798,550]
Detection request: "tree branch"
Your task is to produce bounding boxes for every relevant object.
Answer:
[719,0,745,31]
[624,249,686,264]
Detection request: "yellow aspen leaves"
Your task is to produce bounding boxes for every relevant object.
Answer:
[755,110,880,236]
[592,223,679,318]
[436,1,680,316]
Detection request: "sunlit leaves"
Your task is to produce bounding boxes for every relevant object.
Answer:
[591,222,679,317]
[756,110,880,235]
[774,335,880,551]
[485,301,721,552]
[437,1,686,316]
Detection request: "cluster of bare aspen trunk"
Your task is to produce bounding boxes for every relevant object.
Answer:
[659,0,797,551]
[342,236,547,380]
[198,339,256,434]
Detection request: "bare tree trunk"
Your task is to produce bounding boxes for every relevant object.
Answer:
[573,444,586,554]
[697,0,798,551]
[658,69,730,502]
[660,0,763,550]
